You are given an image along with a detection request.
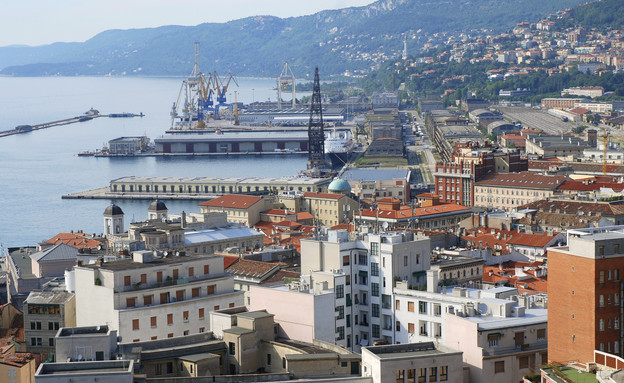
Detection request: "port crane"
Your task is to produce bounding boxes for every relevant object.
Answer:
[277,62,296,109]
[212,72,239,120]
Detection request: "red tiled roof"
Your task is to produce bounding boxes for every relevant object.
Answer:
[568,107,591,115]
[359,203,470,220]
[219,255,240,269]
[296,212,314,221]
[506,232,558,248]
[45,232,102,249]
[558,179,624,192]
[274,220,302,229]
[199,194,262,209]
[377,197,402,203]
[475,171,565,189]
[303,192,345,200]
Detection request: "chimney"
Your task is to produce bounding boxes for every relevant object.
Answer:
[75,260,83,267]
[96,257,104,267]
[181,211,187,229]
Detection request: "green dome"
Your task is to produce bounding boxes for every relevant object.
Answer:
[328,177,351,193]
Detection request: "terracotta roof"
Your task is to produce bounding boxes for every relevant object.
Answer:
[199,194,262,209]
[225,259,282,280]
[483,261,547,293]
[359,203,470,220]
[296,212,314,221]
[558,179,624,192]
[377,197,402,203]
[303,192,345,200]
[568,107,591,115]
[218,255,240,269]
[475,171,565,189]
[506,232,558,248]
[520,198,624,217]
[45,232,102,249]
[274,220,302,229]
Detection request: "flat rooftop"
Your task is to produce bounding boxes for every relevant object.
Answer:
[185,226,263,245]
[365,342,453,359]
[78,254,212,271]
[36,360,133,376]
[112,175,328,186]
[25,291,74,305]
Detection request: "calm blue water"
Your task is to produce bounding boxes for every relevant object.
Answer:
[0,76,307,246]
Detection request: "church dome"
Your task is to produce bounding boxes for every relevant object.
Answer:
[104,204,124,216]
[148,200,168,211]
[328,177,352,193]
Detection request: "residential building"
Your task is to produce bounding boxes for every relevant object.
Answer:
[541,98,587,110]
[74,251,244,343]
[302,192,359,227]
[548,226,624,364]
[300,230,432,352]
[525,134,591,158]
[474,172,566,211]
[355,197,472,232]
[361,342,463,383]
[561,86,604,98]
[225,259,285,305]
[199,195,273,227]
[0,353,36,383]
[55,326,117,362]
[341,167,411,203]
[24,290,76,361]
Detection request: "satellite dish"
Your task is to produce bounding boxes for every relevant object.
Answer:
[96,325,101,331]
[78,354,83,361]
[477,303,489,315]
[382,222,389,230]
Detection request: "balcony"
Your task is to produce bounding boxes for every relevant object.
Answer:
[482,342,547,357]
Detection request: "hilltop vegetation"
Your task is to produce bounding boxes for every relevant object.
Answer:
[0,0,585,77]
[556,0,624,31]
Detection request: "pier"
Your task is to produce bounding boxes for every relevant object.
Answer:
[0,110,143,138]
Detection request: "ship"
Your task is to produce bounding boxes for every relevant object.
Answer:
[325,128,355,167]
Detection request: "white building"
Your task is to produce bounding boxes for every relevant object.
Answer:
[299,229,432,352]
[74,251,244,343]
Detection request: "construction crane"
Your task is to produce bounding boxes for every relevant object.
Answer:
[603,129,609,176]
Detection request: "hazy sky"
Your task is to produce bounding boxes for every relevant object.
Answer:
[0,0,375,47]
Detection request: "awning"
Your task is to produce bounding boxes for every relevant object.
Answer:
[487,332,503,339]
[412,270,426,277]
[359,270,368,277]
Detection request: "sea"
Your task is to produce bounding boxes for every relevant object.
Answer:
[0,76,308,247]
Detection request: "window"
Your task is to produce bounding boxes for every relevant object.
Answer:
[600,318,605,331]
[404,255,408,267]
[371,262,379,276]
[396,321,401,331]
[396,300,400,310]
[132,319,139,330]
[157,271,163,283]
[267,353,272,366]
[371,242,379,256]
[372,324,380,338]
[343,255,350,266]
[439,366,448,381]
[229,342,236,355]
[48,322,59,330]
[419,301,427,314]
[429,366,437,382]
[519,356,529,369]
[537,328,546,340]
[192,287,200,298]
[207,285,215,295]
[199,308,205,319]
[396,370,405,383]
[144,295,152,305]
[488,333,500,347]
[166,362,173,374]
[337,306,344,320]
[173,269,179,280]
[188,267,194,277]
[124,275,131,286]
[600,295,605,307]
[337,326,345,340]
[140,273,147,284]
[48,338,54,347]
[167,313,173,325]
[126,297,136,308]
[183,311,189,322]
[336,285,344,299]
[371,282,380,297]
[599,246,605,256]
[407,369,415,383]
[418,368,427,383]
[176,290,184,301]
[408,323,415,334]
[494,361,505,373]
[204,264,210,274]
[183,330,189,336]
[214,305,220,311]
[408,302,415,312]
[372,304,380,318]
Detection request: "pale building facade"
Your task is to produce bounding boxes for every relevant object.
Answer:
[74,251,244,343]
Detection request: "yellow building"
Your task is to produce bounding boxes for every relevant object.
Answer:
[302,192,359,227]
[474,172,565,211]
[199,195,272,226]
[0,353,36,383]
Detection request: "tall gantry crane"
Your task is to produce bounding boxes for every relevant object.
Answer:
[277,62,296,109]
[307,67,325,170]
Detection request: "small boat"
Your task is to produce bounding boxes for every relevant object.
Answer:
[77,150,97,157]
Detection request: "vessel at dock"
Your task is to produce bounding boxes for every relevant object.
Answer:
[324,128,355,167]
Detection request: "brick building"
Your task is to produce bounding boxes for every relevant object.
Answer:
[548,226,624,364]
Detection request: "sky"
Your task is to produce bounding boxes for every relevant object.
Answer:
[0,0,375,47]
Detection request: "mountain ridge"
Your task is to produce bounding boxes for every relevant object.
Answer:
[0,0,586,77]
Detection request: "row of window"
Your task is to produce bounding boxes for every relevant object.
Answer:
[30,337,54,347]
[395,366,448,383]
[131,303,235,331]
[397,300,442,316]
[123,265,211,287]
[476,187,548,197]
[114,184,316,194]
[29,321,60,331]
[125,284,217,308]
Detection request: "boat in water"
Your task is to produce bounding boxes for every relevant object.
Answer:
[325,128,355,167]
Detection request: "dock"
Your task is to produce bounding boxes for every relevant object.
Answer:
[61,187,216,201]
[0,110,143,139]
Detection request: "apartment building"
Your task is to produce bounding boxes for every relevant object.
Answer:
[74,251,244,343]
[299,229,432,352]
[548,226,624,364]
[474,172,566,211]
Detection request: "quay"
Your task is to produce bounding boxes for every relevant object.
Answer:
[62,176,332,200]
[0,110,143,139]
